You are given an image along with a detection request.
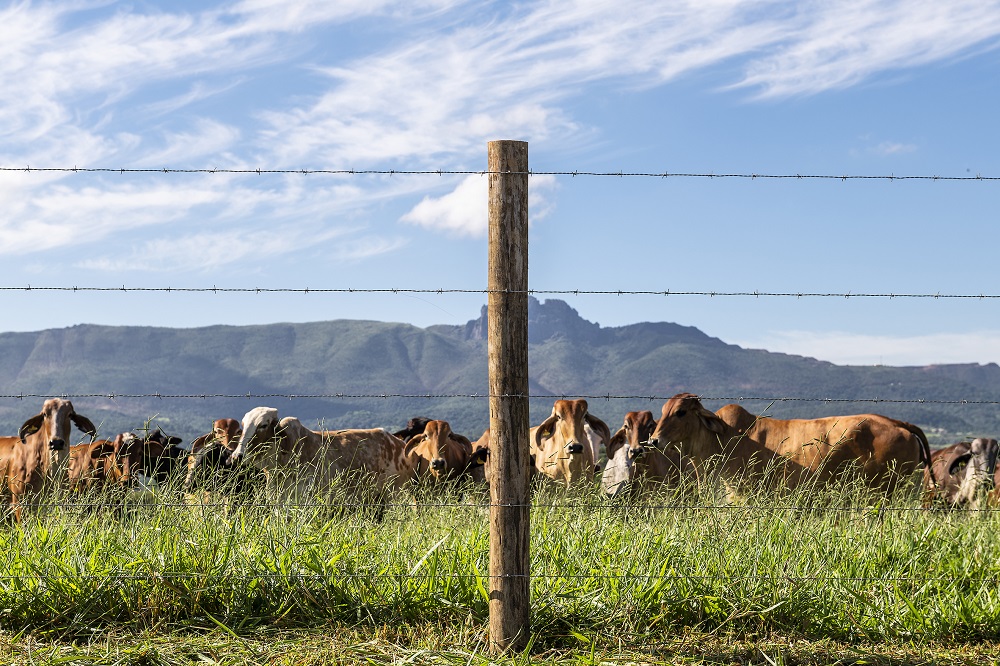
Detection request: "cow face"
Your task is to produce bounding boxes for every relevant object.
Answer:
[405,420,473,482]
[951,437,1000,506]
[648,393,726,459]
[229,407,280,463]
[618,411,657,461]
[19,398,97,453]
[213,418,242,451]
[535,399,592,456]
[114,428,185,485]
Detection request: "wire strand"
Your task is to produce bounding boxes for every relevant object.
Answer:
[1,166,997,181]
[0,286,997,299]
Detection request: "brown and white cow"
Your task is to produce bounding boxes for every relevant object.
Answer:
[647,393,933,495]
[229,407,415,502]
[924,438,999,508]
[602,410,698,497]
[0,398,97,520]
[530,399,611,486]
[404,420,475,484]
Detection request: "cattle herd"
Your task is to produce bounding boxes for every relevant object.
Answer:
[0,395,998,520]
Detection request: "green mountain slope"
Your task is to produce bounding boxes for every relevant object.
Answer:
[1,298,996,445]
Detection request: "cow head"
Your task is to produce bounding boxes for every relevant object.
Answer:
[648,393,726,459]
[114,428,185,485]
[19,398,97,452]
[534,399,608,457]
[393,416,433,442]
[950,437,1000,506]
[228,406,281,463]
[602,411,656,496]
[405,420,473,482]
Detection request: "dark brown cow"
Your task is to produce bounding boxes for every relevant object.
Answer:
[393,417,433,442]
[531,399,611,486]
[924,438,999,508]
[0,398,97,520]
[404,420,475,483]
[603,410,698,497]
[184,418,243,491]
[647,393,932,494]
[114,428,186,487]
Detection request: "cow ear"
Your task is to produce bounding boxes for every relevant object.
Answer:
[470,447,489,465]
[189,434,211,453]
[19,414,44,443]
[697,408,725,435]
[948,452,973,476]
[70,413,98,438]
[607,428,626,457]
[404,435,424,458]
[168,435,183,447]
[534,415,558,446]
[584,413,612,444]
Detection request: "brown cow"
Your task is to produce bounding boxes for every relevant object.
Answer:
[230,406,415,503]
[602,410,698,497]
[924,438,998,508]
[184,418,243,491]
[531,399,611,486]
[0,398,97,520]
[647,393,932,495]
[404,420,475,484]
[68,439,121,492]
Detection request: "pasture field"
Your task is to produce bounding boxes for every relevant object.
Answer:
[1,475,1000,664]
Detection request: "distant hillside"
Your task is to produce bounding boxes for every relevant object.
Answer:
[1,297,997,446]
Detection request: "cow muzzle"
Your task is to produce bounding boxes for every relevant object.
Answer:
[49,438,65,451]
[628,445,645,460]
[431,458,446,471]
[567,443,584,455]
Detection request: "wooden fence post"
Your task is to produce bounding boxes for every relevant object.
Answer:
[487,139,530,652]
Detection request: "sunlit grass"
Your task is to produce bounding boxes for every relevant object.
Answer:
[1,468,999,651]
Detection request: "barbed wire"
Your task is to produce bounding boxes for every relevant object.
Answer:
[1,391,997,405]
[0,572,988,583]
[1,285,997,299]
[28,499,1000,513]
[1,166,997,181]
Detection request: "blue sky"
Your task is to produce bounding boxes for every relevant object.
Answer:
[2,0,1000,366]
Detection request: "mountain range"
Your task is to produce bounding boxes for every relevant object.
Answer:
[1,297,997,447]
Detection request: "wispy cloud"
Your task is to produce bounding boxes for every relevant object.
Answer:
[4,0,1000,266]
[735,330,1000,366]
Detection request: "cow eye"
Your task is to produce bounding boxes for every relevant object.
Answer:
[676,410,687,417]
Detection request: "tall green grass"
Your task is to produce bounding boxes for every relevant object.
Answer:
[1,469,999,646]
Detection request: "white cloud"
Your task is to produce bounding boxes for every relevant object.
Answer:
[874,141,917,156]
[735,330,1000,366]
[4,0,1000,263]
[400,174,558,237]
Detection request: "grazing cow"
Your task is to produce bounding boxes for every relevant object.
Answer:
[184,418,244,491]
[647,393,933,494]
[531,399,611,486]
[924,438,999,508]
[68,439,121,492]
[404,420,475,484]
[0,398,97,520]
[602,410,698,497]
[229,407,415,502]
